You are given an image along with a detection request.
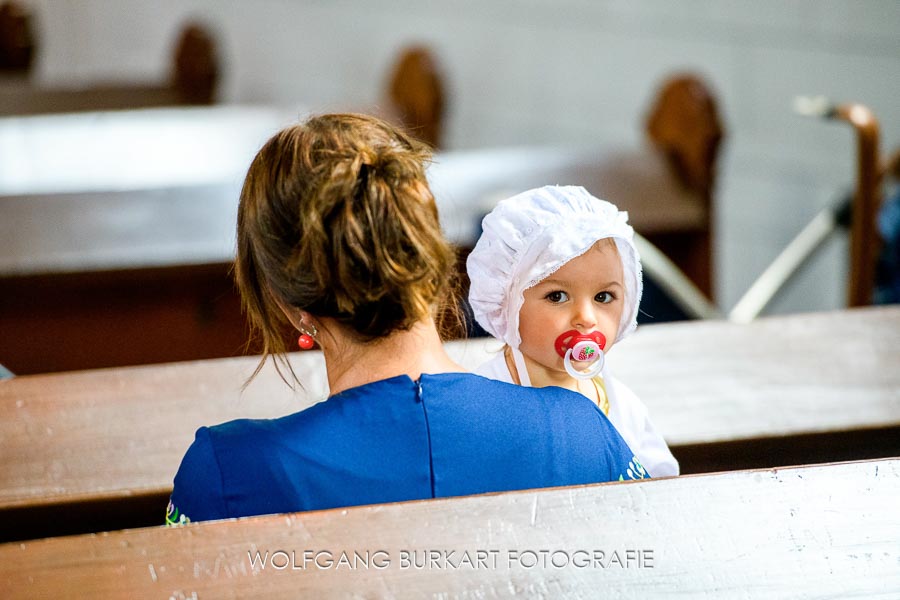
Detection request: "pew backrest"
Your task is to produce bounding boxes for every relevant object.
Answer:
[0,22,218,115]
[1,458,896,599]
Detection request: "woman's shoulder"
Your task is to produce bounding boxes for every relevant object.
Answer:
[197,372,607,446]
[200,374,430,447]
[202,397,348,447]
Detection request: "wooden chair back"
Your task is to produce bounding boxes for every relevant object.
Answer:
[642,74,724,298]
[171,23,219,105]
[646,74,724,202]
[0,1,33,73]
[387,46,446,148]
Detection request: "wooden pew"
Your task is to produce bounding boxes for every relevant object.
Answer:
[1,458,897,598]
[643,74,723,298]
[0,186,251,374]
[0,20,219,114]
[385,45,446,148]
[1,306,897,543]
[0,353,319,542]
[0,141,713,375]
[0,105,305,375]
[0,1,33,73]
[608,305,900,472]
[1,69,721,374]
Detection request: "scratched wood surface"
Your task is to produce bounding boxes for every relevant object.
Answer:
[1,459,897,599]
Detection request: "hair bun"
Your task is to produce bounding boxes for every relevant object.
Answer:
[370,144,428,185]
[236,113,456,377]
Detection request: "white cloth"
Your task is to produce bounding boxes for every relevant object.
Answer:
[467,185,642,351]
[475,352,679,478]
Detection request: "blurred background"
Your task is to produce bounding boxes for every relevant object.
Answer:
[1,0,898,374]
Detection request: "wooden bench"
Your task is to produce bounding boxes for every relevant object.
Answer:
[0,141,712,375]
[608,305,900,472]
[1,306,897,542]
[0,105,306,375]
[1,69,721,374]
[0,19,219,114]
[1,458,896,598]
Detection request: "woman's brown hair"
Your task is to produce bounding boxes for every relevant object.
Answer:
[235,113,458,380]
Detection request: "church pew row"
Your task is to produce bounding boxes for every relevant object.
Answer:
[0,143,707,374]
[0,306,897,543]
[1,458,897,599]
[0,102,710,375]
[0,19,219,114]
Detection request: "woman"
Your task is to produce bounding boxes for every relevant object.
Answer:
[167,114,641,525]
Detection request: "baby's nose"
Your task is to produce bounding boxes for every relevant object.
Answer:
[572,303,597,329]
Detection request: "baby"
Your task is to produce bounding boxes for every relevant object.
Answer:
[467,185,678,477]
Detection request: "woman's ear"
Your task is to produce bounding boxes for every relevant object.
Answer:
[282,309,302,331]
[268,287,304,332]
[295,310,316,331]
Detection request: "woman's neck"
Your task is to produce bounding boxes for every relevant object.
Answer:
[322,317,465,396]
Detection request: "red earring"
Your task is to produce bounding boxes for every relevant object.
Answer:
[297,323,317,350]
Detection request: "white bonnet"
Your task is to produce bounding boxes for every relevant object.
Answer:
[467,185,642,349]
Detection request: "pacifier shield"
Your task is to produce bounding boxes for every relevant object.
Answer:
[553,329,607,360]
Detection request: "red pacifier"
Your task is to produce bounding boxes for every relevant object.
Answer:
[553,330,607,380]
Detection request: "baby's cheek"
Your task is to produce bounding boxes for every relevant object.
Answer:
[600,323,619,348]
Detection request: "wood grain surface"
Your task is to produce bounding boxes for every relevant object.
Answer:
[1,458,896,599]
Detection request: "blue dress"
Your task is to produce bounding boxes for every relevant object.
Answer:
[167,372,646,524]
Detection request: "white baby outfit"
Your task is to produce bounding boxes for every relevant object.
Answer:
[467,185,679,477]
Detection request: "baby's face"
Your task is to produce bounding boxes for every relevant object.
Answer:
[519,239,625,376]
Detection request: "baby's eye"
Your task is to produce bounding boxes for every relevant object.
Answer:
[595,291,616,304]
[545,291,569,303]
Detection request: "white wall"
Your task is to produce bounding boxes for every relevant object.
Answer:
[23,0,900,315]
